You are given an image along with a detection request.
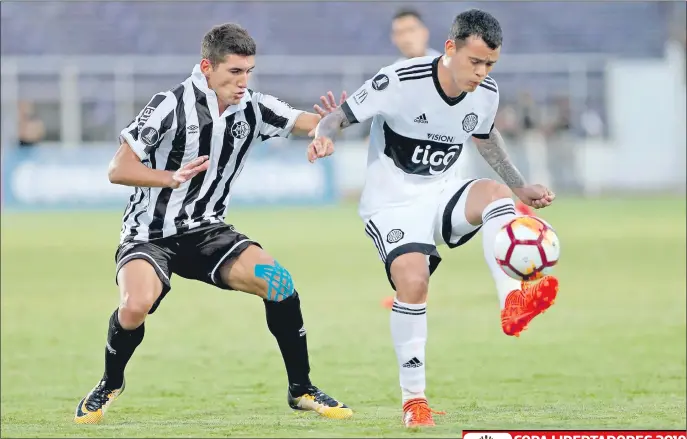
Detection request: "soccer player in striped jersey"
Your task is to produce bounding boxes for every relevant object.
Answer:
[74,23,352,424]
[308,10,558,427]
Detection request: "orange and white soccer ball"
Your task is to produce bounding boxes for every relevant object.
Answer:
[494,216,560,281]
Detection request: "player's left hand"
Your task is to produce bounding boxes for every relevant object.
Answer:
[308,91,347,137]
[513,184,555,209]
[313,91,347,118]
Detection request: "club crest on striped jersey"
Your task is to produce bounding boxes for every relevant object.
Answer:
[231,120,250,139]
[462,113,479,133]
[140,126,159,146]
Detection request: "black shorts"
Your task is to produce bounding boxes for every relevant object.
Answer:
[114,223,261,314]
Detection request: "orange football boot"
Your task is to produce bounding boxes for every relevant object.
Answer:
[402,398,445,428]
[501,275,559,337]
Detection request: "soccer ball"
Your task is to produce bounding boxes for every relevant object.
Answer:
[494,216,560,281]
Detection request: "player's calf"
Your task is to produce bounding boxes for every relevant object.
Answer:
[217,245,352,419]
[457,179,523,307]
[75,259,163,425]
[388,253,432,407]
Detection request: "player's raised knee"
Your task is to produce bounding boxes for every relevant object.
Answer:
[396,275,429,303]
[481,179,512,202]
[254,260,295,302]
[390,254,430,303]
[118,289,156,328]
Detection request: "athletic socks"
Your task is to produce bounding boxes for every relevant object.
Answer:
[263,292,312,393]
[481,198,522,308]
[102,310,145,388]
[391,299,428,403]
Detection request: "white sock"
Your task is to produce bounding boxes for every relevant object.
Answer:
[481,198,522,308]
[390,299,427,403]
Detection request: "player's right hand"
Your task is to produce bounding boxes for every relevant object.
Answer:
[307,137,334,163]
[169,155,210,188]
[513,184,555,209]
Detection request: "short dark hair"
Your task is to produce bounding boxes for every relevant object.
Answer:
[449,9,502,50]
[201,23,257,66]
[393,7,424,23]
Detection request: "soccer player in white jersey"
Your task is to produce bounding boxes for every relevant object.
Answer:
[309,9,558,427]
[74,23,352,424]
[391,7,535,221]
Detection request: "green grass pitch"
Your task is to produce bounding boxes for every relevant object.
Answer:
[1,197,685,437]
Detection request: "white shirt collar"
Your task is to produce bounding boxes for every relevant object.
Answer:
[189,64,251,118]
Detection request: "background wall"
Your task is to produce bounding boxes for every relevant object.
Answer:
[2,1,685,210]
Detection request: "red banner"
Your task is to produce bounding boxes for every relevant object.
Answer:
[463,431,686,439]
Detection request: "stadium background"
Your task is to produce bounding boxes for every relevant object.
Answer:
[1,1,685,436]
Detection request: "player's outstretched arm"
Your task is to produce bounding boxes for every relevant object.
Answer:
[306,107,354,163]
[290,91,347,137]
[108,141,209,189]
[473,128,555,209]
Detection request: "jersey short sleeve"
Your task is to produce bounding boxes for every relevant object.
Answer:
[254,92,304,140]
[341,66,400,124]
[472,85,499,140]
[119,92,177,160]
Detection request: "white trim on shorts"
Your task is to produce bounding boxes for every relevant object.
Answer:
[115,252,170,282]
[365,220,388,262]
[209,239,255,284]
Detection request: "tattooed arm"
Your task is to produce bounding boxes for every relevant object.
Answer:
[473,128,556,208]
[315,107,353,139]
[472,128,526,189]
[307,106,356,163]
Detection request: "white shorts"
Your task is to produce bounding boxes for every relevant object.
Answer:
[363,178,483,289]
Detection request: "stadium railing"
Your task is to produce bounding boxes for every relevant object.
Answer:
[1,53,609,146]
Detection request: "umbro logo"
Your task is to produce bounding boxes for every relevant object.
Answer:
[106,342,117,355]
[402,357,423,368]
[414,113,428,124]
[187,125,199,134]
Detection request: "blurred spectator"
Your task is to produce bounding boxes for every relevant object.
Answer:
[667,1,686,48]
[543,95,580,192]
[515,91,546,183]
[391,8,441,62]
[494,104,520,143]
[580,108,605,138]
[17,101,45,147]
[512,91,550,187]
[515,91,541,135]
[492,102,529,181]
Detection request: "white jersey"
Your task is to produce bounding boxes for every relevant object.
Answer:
[341,55,499,220]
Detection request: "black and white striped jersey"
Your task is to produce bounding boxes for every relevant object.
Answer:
[118,64,303,243]
[340,55,499,220]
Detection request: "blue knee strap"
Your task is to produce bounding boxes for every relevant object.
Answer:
[254,260,294,302]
